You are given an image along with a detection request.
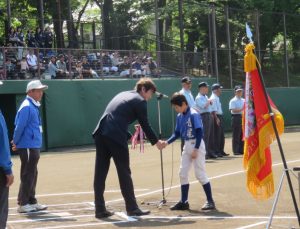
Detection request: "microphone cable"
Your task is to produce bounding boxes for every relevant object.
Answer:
[164,102,176,199]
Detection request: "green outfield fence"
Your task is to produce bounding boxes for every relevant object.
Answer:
[0,78,299,151]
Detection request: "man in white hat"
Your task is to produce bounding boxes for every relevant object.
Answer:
[0,81,14,228]
[12,80,48,213]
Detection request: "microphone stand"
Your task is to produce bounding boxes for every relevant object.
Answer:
[142,93,167,208]
[156,93,166,206]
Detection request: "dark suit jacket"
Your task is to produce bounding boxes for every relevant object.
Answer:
[93,90,158,148]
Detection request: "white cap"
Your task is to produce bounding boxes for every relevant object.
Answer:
[26,80,48,93]
[0,81,3,85]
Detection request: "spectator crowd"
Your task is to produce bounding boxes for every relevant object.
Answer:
[0,26,159,80]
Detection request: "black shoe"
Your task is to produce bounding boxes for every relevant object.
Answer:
[206,153,218,159]
[201,201,216,210]
[127,208,150,216]
[170,201,190,211]
[233,152,243,155]
[220,151,229,156]
[216,152,223,157]
[95,210,114,219]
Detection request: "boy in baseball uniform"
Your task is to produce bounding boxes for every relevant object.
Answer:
[163,93,215,211]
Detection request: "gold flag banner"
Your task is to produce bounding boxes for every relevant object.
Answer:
[243,43,284,199]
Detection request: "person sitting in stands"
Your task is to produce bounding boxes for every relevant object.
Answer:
[146,57,158,77]
[6,59,16,79]
[82,57,93,79]
[48,56,61,79]
[119,56,131,77]
[56,54,69,79]
[19,57,29,79]
[110,52,120,73]
[82,56,99,79]
[75,61,83,79]
[102,52,117,74]
[132,58,144,77]
[26,49,38,78]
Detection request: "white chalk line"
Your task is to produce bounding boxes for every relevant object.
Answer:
[8,158,300,226]
[235,221,268,229]
[32,220,129,229]
[9,188,149,200]
[8,207,94,216]
[8,215,296,226]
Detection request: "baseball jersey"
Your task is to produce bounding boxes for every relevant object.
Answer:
[229,96,245,114]
[167,107,203,148]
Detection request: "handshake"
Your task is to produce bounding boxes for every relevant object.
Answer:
[156,140,168,150]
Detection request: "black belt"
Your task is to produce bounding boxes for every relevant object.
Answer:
[201,112,210,115]
[231,114,242,116]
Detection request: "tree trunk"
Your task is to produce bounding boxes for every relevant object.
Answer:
[158,0,166,51]
[103,0,113,49]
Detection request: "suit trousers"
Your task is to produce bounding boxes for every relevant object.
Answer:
[0,169,9,229]
[18,148,40,206]
[94,134,138,213]
[214,115,225,154]
[231,115,244,154]
[201,113,212,154]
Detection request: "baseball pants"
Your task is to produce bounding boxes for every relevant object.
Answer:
[179,139,209,185]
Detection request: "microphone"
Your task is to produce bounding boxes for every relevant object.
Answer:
[155,91,169,99]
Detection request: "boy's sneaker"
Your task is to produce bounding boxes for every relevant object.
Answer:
[31,203,48,211]
[170,201,190,211]
[201,201,216,210]
[18,204,36,213]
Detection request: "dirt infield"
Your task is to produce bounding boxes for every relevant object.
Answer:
[6,132,300,229]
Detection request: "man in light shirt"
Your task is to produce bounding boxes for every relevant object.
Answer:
[210,83,229,157]
[179,77,195,152]
[179,77,195,109]
[26,49,38,78]
[229,85,245,155]
[195,82,217,159]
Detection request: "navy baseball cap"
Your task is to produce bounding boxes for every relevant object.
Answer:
[211,83,223,90]
[181,77,192,83]
[234,85,243,91]
[198,82,209,88]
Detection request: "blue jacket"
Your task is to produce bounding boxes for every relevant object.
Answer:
[0,111,12,175]
[13,96,43,149]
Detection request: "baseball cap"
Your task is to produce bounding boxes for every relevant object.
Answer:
[211,83,223,91]
[181,77,192,84]
[234,85,243,91]
[0,81,3,85]
[26,80,48,93]
[198,82,209,88]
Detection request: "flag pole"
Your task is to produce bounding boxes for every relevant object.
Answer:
[245,23,300,225]
[254,60,300,225]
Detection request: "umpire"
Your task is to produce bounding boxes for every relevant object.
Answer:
[229,85,245,155]
[93,78,163,219]
[195,82,217,159]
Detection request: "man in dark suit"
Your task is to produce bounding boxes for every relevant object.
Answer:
[93,78,164,219]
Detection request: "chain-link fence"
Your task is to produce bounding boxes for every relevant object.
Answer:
[2,2,300,88]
